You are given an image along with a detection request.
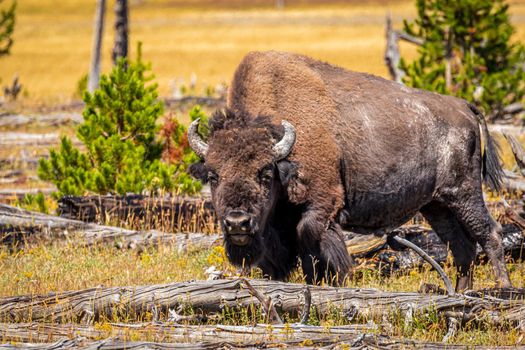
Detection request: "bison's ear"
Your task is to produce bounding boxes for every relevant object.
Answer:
[276,160,297,187]
[189,161,209,183]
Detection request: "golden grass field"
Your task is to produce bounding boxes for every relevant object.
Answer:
[2,0,523,105]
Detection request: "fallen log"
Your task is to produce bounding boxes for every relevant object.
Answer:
[503,170,525,193]
[1,279,524,328]
[0,203,220,249]
[489,124,525,137]
[0,132,79,146]
[0,324,522,350]
[0,113,82,128]
[0,322,375,344]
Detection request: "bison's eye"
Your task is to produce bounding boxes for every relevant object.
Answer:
[259,166,274,185]
[208,171,219,186]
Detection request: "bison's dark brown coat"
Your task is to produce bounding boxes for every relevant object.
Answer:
[190,51,511,289]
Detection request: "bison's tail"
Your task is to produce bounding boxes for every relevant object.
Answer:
[469,104,504,192]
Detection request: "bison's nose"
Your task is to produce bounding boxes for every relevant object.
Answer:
[224,211,252,233]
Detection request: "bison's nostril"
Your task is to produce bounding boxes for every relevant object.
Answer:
[224,211,252,233]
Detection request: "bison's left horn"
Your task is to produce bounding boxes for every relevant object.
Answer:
[188,118,209,159]
[273,120,296,160]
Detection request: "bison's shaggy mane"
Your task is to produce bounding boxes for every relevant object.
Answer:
[208,108,284,141]
[189,108,287,182]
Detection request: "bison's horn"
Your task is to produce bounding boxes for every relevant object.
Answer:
[273,120,296,160]
[188,118,209,159]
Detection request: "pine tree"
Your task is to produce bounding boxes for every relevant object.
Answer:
[399,0,525,120]
[38,46,202,196]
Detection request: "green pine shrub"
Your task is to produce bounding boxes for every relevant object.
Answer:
[38,48,202,197]
[399,0,525,120]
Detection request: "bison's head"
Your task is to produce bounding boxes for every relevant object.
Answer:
[188,109,296,267]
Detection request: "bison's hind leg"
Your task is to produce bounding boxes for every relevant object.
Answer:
[445,193,511,289]
[420,202,477,291]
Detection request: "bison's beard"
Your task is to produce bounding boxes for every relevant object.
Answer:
[224,233,264,268]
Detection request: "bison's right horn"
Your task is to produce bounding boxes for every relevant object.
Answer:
[188,118,209,159]
[273,120,296,160]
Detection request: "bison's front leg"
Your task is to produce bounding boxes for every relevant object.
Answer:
[297,210,352,285]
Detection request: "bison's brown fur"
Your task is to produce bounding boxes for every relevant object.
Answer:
[190,51,511,289]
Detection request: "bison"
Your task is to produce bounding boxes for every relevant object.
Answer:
[188,51,512,290]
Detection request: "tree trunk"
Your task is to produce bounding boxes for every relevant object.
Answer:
[112,0,128,65]
[88,0,106,93]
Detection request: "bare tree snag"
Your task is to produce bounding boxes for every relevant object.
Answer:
[1,279,524,328]
[112,0,128,64]
[384,13,404,84]
[88,0,106,93]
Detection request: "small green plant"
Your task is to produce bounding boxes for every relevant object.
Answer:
[75,73,88,99]
[38,45,201,196]
[15,192,53,214]
[400,0,525,120]
[0,0,15,57]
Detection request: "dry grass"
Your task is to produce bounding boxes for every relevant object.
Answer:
[0,0,415,105]
[1,241,524,345]
[2,0,525,105]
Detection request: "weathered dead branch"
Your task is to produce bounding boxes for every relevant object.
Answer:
[390,235,454,295]
[0,203,219,249]
[1,279,524,328]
